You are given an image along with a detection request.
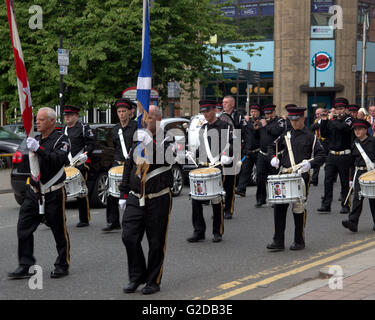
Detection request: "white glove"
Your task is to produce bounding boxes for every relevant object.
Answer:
[75,153,88,166]
[270,156,280,169]
[136,130,153,145]
[119,199,127,211]
[221,155,233,165]
[27,137,40,152]
[299,159,311,173]
[186,150,196,161]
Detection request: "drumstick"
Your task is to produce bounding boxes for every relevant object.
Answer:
[186,151,198,167]
[344,167,358,206]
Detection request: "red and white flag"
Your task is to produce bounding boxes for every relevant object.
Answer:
[6,0,40,183]
[6,0,34,137]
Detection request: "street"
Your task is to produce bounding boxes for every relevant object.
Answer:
[1,173,375,301]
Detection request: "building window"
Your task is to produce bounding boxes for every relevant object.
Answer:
[215,0,274,41]
[310,0,335,39]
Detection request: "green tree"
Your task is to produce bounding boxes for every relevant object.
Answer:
[0,0,262,119]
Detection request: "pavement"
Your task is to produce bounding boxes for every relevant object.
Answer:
[0,168,12,194]
[1,166,375,300]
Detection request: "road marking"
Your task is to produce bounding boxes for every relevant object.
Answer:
[195,236,375,300]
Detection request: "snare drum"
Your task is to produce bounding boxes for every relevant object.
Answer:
[267,173,306,204]
[108,165,124,198]
[64,166,88,200]
[189,167,225,200]
[359,169,375,199]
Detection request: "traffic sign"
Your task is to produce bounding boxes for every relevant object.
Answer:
[59,66,68,75]
[58,49,70,66]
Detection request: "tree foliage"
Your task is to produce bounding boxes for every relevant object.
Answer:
[0,0,262,118]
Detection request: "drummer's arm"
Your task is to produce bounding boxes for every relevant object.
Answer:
[36,135,70,169]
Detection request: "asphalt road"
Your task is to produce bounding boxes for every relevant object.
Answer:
[1,172,375,301]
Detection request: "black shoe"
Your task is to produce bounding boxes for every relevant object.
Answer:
[340,206,350,214]
[123,281,144,293]
[255,201,266,208]
[290,242,305,250]
[76,222,89,228]
[317,206,331,213]
[142,283,160,295]
[266,242,285,251]
[235,190,246,197]
[8,266,34,279]
[224,212,232,220]
[342,220,358,232]
[311,181,318,186]
[50,267,69,279]
[212,234,222,243]
[102,224,121,232]
[187,234,205,243]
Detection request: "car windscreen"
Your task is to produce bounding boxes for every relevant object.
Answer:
[0,127,23,140]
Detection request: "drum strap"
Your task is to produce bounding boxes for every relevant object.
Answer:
[40,166,65,194]
[118,128,129,159]
[285,131,296,169]
[64,126,85,165]
[145,165,172,182]
[355,142,375,171]
[203,127,220,165]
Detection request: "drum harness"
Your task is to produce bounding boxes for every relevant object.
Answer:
[344,143,375,203]
[65,126,85,166]
[202,126,231,168]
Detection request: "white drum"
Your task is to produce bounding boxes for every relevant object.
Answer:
[267,173,306,204]
[64,166,88,200]
[189,167,225,200]
[108,165,123,198]
[359,169,375,199]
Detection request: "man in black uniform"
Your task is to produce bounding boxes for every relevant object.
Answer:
[267,105,325,251]
[187,100,234,241]
[255,104,286,207]
[342,119,375,232]
[8,107,71,279]
[348,104,359,119]
[236,103,261,197]
[317,98,353,214]
[221,95,244,218]
[102,99,137,232]
[120,105,173,295]
[63,106,96,227]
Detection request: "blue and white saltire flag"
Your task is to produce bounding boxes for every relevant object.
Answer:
[136,0,152,129]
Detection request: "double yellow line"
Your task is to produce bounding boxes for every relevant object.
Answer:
[194,236,375,300]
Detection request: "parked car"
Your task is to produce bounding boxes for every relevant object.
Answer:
[4,123,63,138]
[11,124,115,207]
[0,127,23,169]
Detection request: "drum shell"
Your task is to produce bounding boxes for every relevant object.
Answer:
[108,165,124,198]
[267,173,306,204]
[359,178,375,199]
[189,168,225,200]
[64,167,88,200]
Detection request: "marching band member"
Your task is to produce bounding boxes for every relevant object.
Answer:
[103,99,137,232]
[8,108,71,279]
[236,103,261,197]
[63,105,95,227]
[267,105,325,251]
[366,105,375,136]
[187,100,234,243]
[317,98,353,214]
[255,104,286,208]
[119,105,173,295]
[342,119,375,233]
[348,104,359,119]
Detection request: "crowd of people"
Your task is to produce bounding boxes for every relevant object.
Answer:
[7,95,375,295]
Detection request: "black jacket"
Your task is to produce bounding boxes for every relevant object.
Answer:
[33,130,70,187]
[119,131,174,198]
[259,117,286,153]
[63,121,95,157]
[319,116,353,151]
[351,135,375,167]
[242,121,260,155]
[112,121,137,162]
[268,127,326,170]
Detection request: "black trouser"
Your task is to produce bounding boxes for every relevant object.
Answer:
[223,173,236,216]
[272,173,310,245]
[191,198,224,236]
[237,152,258,193]
[311,140,328,185]
[321,153,352,209]
[122,191,172,286]
[106,195,120,226]
[349,169,375,226]
[77,165,90,223]
[256,153,277,203]
[17,187,70,270]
